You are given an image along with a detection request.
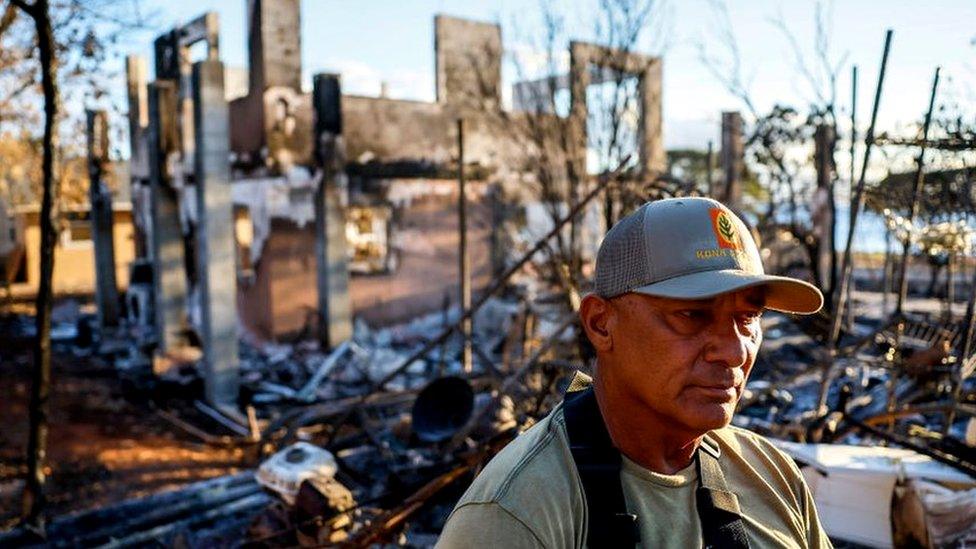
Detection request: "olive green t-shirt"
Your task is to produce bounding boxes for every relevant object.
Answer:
[437,403,832,548]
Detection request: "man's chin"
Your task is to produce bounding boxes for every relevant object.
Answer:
[682,403,735,433]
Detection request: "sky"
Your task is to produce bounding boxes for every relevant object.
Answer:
[104,0,974,252]
[113,0,976,152]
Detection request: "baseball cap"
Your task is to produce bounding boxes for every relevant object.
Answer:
[593,197,823,314]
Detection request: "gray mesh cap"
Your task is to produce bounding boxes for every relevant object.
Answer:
[593,197,823,314]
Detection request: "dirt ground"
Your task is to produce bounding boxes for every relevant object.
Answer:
[0,325,248,531]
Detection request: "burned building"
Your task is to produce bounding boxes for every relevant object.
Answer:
[122,0,664,405]
[224,5,667,335]
[225,6,522,340]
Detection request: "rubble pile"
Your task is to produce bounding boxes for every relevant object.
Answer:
[225,292,582,545]
[6,282,976,547]
[734,303,976,547]
[738,307,976,452]
[6,281,976,548]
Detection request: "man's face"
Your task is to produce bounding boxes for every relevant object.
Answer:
[585,288,765,436]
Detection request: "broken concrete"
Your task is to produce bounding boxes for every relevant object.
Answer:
[569,41,665,177]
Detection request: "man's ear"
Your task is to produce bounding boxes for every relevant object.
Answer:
[579,294,614,353]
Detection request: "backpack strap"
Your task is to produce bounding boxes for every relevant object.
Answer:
[563,386,750,549]
[697,436,751,549]
[563,387,640,547]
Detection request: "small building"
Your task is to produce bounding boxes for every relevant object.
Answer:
[7,201,136,297]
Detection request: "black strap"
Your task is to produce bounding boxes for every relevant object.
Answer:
[563,387,750,549]
[564,387,640,547]
[696,438,751,549]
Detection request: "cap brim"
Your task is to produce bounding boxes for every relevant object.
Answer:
[631,269,824,314]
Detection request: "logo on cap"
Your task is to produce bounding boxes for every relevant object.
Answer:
[709,208,741,250]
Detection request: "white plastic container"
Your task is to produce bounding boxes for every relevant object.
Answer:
[255,442,339,505]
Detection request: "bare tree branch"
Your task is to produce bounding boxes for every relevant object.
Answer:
[0,3,19,40]
[696,0,759,117]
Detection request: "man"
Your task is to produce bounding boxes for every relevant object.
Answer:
[437,197,832,548]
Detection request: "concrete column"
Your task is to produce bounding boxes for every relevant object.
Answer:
[126,55,150,258]
[192,60,239,406]
[248,0,302,93]
[434,15,502,109]
[147,81,189,352]
[639,60,665,177]
[86,109,120,328]
[567,43,591,270]
[721,111,744,210]
[568,42,590,181]
[312,73,352,350]
[125,56,149,171]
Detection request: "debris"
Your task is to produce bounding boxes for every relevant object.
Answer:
[411,377,475,443]
[256,442,340,505]
[893,479,976,547]
[774,441,976,547]
[293,340,353,402]
[0,473,268,548]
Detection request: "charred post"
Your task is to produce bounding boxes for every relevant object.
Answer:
[312,73,353,350]
[721,111,743,211]
[85,109,120,328]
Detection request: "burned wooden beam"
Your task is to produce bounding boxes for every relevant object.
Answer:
[0,473,259,547]
[86,109,120,328]
[842,414,976,479]
[721,111,743,210]
[343,432,515,546]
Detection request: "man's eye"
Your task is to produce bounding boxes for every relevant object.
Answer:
[677,310,707,320]
[738,311,763,324]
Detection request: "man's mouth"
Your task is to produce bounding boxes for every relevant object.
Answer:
[690,384,738,401]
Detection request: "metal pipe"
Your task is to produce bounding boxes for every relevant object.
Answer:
[448,315,577,450]
[817,31,894,414]
[840,65,857,325]
[830,31,894,348]
[896,67,942,315]
[458,118,473,373]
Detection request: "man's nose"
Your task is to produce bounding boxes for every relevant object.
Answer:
[703,316,748,369]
